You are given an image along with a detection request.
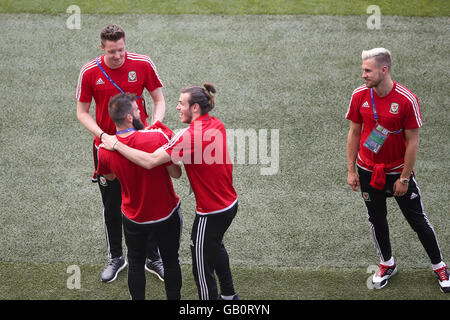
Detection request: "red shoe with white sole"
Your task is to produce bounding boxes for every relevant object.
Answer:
[434,266,450,293]
[372,264,397,289]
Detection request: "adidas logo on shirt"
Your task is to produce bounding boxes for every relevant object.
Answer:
[362,101,369,108]
[96,77,105,85]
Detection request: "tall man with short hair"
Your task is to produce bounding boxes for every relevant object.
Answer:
[76,24,165,282]
[97,93,182,299]
[346,48,449,293]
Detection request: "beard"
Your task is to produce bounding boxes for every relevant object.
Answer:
[365,79,379,88]
[180,110,193,124]
[132,116,145,130]
[365,74,383,88]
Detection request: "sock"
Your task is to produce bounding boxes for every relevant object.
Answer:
[381,257,395,267]
[432,261,446,271]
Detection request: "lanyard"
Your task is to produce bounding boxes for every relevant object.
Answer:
[95,58,141,99]
[370,88,402,134]
[116,128,136,135]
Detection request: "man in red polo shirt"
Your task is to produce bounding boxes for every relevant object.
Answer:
[102,83,240,300]
[76,24,166,282]
[97,93,182,300]
[346,48,449,293]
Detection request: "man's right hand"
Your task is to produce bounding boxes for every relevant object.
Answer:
[347,171,360,192]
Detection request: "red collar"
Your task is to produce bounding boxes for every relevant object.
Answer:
[190,113,211,127]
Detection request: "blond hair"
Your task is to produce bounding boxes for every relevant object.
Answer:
[362,48,392,71]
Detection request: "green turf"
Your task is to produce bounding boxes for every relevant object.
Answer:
[2,12,448,267]
[0,9,449,301]
[0,0,449,16]
[1,261,448,300]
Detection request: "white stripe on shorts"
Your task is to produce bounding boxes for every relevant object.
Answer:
[196,216,208,300]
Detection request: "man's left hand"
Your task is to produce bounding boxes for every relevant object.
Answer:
[101,134,118,151]
[393,179,408,197]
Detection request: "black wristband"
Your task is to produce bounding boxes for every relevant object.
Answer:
[99,131,105,140]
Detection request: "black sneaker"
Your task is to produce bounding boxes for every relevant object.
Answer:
[101,256,127,283]
[145,258,164,281]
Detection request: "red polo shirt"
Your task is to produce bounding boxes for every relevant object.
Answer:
[97,129,179,223]
[76,52,163,147]
[163,114,237,215]
[346,81,423,173]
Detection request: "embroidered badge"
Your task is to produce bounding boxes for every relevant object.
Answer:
[389,103,399,114]
[128,71,137,82]
[99,176,108,187]
[362,192,371,201]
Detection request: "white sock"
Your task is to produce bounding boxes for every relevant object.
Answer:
[220,294,236,300]
[381,257,395,266]
[432,261,446,271]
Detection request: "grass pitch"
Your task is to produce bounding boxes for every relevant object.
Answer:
[1,0,449,16]
[0,2,449,301]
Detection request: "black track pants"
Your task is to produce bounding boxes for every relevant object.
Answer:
[358,166,443,264]
[123,205,183,300]
[191,201,238,300]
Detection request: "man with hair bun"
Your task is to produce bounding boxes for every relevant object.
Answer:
[346,48,449,293]
[102,83,240,300]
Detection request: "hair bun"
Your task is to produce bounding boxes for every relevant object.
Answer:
[203,82,216,94]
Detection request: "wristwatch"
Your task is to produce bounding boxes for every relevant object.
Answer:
[400,177,409,185]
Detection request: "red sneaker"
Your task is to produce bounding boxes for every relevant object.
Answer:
[434,266,450,293]
[372,264,397,289]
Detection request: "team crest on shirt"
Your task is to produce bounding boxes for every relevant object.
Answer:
[389,103,399,114]
[128,71,137,82]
